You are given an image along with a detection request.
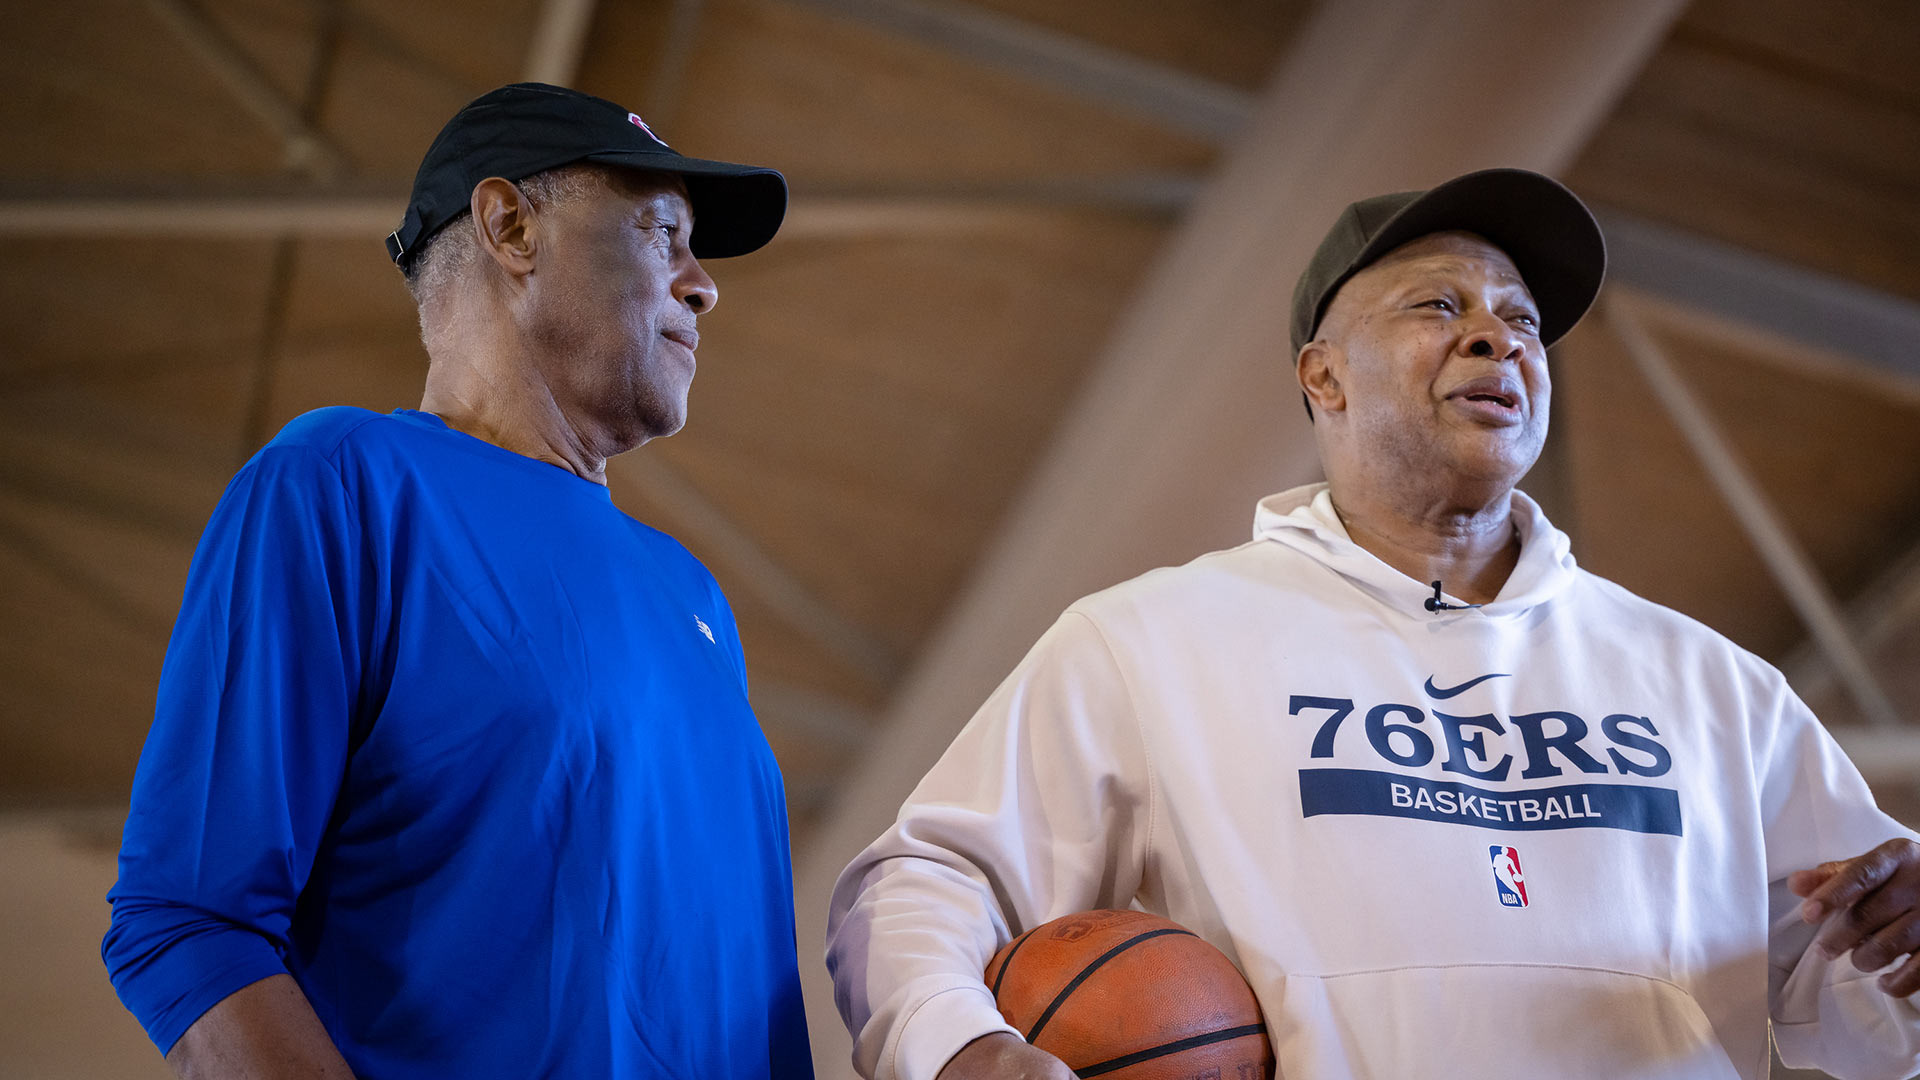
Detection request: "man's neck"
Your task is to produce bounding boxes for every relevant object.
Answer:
[1328,483,1520,606]
[419,343,611,486]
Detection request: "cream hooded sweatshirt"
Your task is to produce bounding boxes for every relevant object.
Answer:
[826,483,1920,1080]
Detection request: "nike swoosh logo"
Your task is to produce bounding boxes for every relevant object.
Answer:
[1424,673,1511,699]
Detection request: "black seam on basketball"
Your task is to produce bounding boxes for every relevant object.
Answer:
[1072,1023,1269,1079]
[991,928,1035,999]
[1023,927,1194,1043]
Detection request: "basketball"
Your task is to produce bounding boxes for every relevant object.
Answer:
[983,909,1273,1079]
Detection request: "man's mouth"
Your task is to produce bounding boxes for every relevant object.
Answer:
[662,327,699,352]
[1447,376,1522,411]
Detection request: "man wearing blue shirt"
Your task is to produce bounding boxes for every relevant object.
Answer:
[103,83,810,1079]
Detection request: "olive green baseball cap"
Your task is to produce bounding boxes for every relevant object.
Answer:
[1289,167,1607,357]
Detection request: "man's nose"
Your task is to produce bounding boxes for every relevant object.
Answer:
[1461,314,1524,361]
[677,258,718,314]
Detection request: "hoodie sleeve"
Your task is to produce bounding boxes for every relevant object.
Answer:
[824,611,1153,1080]
[1757,677,1920,1080]
[101,443,363,1054]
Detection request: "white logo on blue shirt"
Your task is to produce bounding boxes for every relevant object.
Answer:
[693,616,714,644]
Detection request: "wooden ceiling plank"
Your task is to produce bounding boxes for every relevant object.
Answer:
[957,0,1307,94]
[1565,31,1920,302]
[331,5,481,101]
[1668,20,1920,118]
[1677,0,1920,115]
[0,452,206,544]
[780,0,1254,143]
[1605,295,1902,727]
[141,0,351,179]
[0,509,173,642]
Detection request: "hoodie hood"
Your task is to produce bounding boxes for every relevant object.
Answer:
[1252,482,1577,619]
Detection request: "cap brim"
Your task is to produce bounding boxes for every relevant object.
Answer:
[1350,168,1606,347]
[586,150,787,259]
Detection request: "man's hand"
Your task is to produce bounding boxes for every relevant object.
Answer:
[1790,837,1920,997]
[936,1032,1073,1080]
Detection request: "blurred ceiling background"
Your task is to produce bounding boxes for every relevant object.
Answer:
[2,0,1916,1077]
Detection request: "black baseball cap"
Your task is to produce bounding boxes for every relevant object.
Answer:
[1289,168,1606,357]
[387,82,787,271]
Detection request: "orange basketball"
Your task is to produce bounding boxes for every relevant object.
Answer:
[983,909,1274,1079]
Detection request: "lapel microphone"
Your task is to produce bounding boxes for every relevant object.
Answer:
[1425,580,1483,613]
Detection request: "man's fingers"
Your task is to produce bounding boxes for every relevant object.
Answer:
[1879,946,1920,998]
[1789,864,1842,901]
[1851,909,1920,974]
[1801,840,1916,922]
[1816,873,1911,959]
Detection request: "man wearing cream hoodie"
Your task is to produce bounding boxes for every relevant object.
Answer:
[825,169,1920,1080]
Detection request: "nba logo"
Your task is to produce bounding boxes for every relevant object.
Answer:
[1490,845,1528,908]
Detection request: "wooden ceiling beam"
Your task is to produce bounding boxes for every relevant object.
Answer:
[788,0,1685,1072]
[141,0,351,180]
[751,679,876,748]
[0,181,1186,239]
[1780,533,1920,719]
[1831,727,1920,786]
[1605,294,1902,727]
[0,188,402,237]
[0,510,174,641]
[781,0,1254,142]
[641,0,706,129]
[8,184,1915,401]
[612,454,903,689]
[1600,208,1920,389]
[524,0,599,87]
[0,452,207,544]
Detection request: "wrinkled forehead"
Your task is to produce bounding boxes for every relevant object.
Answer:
[1361,230,1529,291]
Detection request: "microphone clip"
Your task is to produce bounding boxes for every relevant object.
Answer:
[1425,580,1482,613]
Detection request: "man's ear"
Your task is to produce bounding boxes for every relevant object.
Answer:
[470,177,539,278]
[1297,339,1346,416]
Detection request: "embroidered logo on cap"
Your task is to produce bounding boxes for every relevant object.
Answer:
[693,615,714,644]
[627,112,669,148]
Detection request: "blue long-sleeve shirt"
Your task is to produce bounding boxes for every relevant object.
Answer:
[104,407,812,1078]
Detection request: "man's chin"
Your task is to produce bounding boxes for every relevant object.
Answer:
[634,398,689,442]
[1465,453,1541,493]
[1432,432,1542,492]
[591,398,686,456]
